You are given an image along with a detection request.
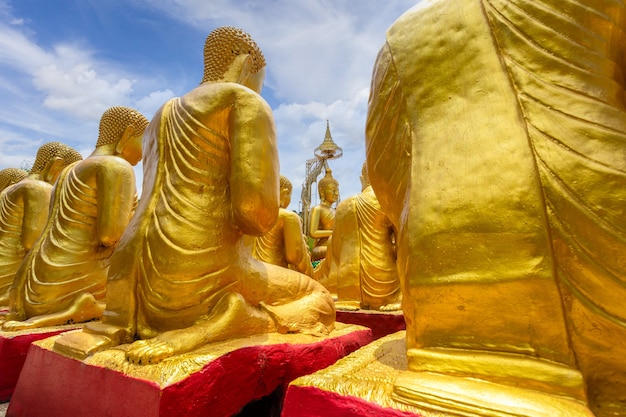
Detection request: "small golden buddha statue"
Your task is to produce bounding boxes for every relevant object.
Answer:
[54,26,334,365]
[0,168,28,193]
[329,163,400,312]
[253,175,313,276]
[308,169,339,261]
[3,107,148,331]
[366,0,626,415]
[0,142,80,310]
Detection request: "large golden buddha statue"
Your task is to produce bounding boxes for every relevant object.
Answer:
[366,0,626,416]
[330,163,400,312]
[253,175,313,276]
[3,107,148,331]
[54,26,334,365]
[0,143,80,310]
[308,169,339,261]
[0,168,28,193]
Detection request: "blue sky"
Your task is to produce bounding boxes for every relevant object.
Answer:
[0,0,418,210]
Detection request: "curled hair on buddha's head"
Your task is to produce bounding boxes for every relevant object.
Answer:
[60,145,83,165]
[0,168,28,191]
[96,106,149,148]
[317,169,339,199]
[280,175,293,193]
[30,142,64,175]
[201,26,266,83]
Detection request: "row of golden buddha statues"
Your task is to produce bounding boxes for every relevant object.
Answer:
[0,0,625,413]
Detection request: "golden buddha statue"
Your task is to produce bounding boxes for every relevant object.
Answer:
[329,163,400,312]
[54,26,334,365]
[0,142,80,310]
[365,1,626,415]
[2,107,148,331]
[0,168,28,193]
[308,169,338,261]
[253,175,313,276]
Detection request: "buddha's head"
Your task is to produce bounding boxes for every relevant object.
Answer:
[40,144,83,184]
[30,142,65,176]
[96,106,149,166]
[201,26,266,93]
[360,162,370,191]
[318,169,339,204]
[0,168,28,192]
[279,175,293,209]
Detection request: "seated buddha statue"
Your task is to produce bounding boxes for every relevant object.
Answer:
[0,142,81,311]
[253,175,313,276]
[53,26,334,365]
[329,163,400,312]
[2,106,148,331]
[0,168,28,193]
[308,169,339,261]
[366,0,626,415]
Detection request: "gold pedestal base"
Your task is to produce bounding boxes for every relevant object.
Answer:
[287,331,596,417]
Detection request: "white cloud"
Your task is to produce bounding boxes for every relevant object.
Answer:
[134,89,175,119]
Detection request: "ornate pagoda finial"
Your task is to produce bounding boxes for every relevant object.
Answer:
[314,120,343,159]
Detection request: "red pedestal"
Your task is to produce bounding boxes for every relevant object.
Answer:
[8,324,373,417]
[0,327,79,401]
[282,385,419,417]
[335,310,405,340]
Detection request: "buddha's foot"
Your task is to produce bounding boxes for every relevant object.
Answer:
[392,371,594,417]
[2,319,35,331]
[378,302,401,312]
[125,339,176,365]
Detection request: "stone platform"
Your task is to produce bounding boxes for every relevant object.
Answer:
[0,325,81,401]
[282,331,596,417]
[7,323,372,417]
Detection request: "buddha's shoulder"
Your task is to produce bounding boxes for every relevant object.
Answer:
[73,156,133,175]
[182,83,267,111]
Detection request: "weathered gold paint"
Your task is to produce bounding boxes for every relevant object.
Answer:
[53,26,334,365]
[366,0,626,415]
[2,107,147,331]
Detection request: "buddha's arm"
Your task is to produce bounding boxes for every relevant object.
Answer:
[365,42,411,228]
[229,90,279,236]
[96,161,136,247]
[309,206,332,239]
[283,212,310,270]
[21,185,52,250]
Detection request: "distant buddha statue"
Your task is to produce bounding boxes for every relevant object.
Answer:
[329,163,400,312]
[0,168,28,193]
[308,169,338,261]
[366,0,626,415]
[253,175,313,276]
[54,26,334,364]
[2,107,148,331]
[0,142,81,311]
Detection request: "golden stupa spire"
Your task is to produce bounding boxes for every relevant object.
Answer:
[314,120,343,159]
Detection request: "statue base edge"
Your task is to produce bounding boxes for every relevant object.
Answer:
[0,325,81,401]
[335,309,405,340]
[282,331,597,417]
[6,323,372,417]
